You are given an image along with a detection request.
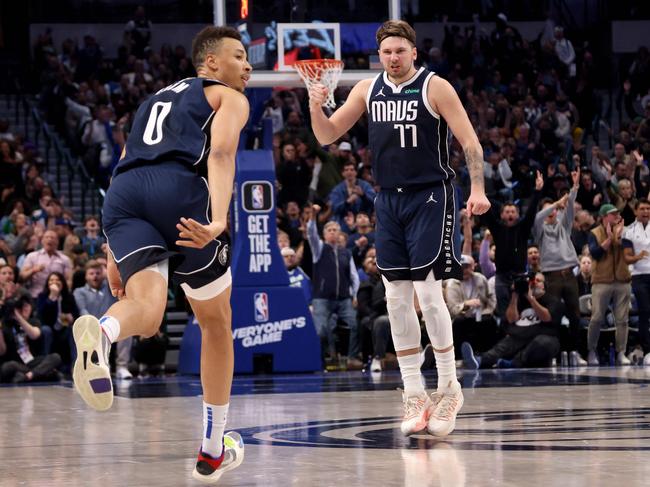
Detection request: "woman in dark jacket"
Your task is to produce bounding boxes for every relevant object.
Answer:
[36,271,79,369]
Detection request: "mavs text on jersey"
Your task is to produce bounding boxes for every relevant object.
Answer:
[366,67,455,190]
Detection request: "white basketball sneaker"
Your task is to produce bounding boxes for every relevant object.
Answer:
[427,381,464,437]
[72,315,113,411]
[400,391,434,436]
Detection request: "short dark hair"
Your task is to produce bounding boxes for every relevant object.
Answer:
[16,295,33,310]
[636,198,650,209]
[376,20,416,47]
[191,26,242,69]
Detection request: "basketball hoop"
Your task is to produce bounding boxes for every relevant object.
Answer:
[294,59,344,109]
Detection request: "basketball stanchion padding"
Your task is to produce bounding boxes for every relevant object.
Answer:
[294,59,344,108]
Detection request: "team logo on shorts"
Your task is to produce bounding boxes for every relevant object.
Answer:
[242,181,273,213]
[218,244,229,266]
[254,292,269,322]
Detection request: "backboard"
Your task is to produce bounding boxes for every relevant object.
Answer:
[276,23,341,71]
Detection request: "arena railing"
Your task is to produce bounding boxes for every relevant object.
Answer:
[9,84,104,221]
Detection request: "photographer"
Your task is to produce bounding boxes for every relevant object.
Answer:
[0,295,62,383]
[0,264,30,305]
[462,273,563,369]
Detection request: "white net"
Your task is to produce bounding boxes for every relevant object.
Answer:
[294,59,344,109]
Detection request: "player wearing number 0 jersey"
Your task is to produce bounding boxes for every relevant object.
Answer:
[308,20,491,439]
[71,26,250,484]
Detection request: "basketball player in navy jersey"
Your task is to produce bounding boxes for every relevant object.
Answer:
[309,20,490,437]
[71,26,251,483]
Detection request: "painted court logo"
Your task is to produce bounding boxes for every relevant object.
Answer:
[236,407,650,451]
[254,292,269,322]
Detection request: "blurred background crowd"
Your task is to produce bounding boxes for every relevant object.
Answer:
[2,4,650,381]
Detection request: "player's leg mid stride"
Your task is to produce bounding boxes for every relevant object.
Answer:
[186,286,245,483]
[72,261,168,411]
[72,259,245,483]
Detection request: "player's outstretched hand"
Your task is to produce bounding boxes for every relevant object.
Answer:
[176,217,224,249]
[308,83,329,109]
[466,192,491,218]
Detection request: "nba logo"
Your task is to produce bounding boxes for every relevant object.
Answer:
[252,184,264,210]
[242,181,272,213]
[254,292,269,322]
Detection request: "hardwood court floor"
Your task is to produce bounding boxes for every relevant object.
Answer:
[1,367,649,486]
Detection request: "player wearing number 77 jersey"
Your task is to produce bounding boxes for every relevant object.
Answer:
[308,20,490,438]
[71,26,250,484]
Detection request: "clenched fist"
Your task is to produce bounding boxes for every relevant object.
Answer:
[309,83,329,110]
[466,192,491,218]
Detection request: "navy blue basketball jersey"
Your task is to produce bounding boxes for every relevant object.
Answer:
[114,77,225,176]
[366,67,454,188]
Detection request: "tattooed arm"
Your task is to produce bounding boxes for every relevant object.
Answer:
[429,76,491,217]
[463,145,486,192]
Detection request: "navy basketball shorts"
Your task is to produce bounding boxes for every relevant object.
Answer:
[375,180,462,281]
[102,162,231,299]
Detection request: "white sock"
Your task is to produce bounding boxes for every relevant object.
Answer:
[434,348,460,392]
[398,353,425,397]
[202,401,228,457]
[99,316,121,343]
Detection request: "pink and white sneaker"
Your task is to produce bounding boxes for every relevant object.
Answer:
[400,392,435,436]
[427,382,464,437]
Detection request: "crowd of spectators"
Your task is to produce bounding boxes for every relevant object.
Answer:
[0,167,167,382]
[4,9,650,377]
[0,124,168,381]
